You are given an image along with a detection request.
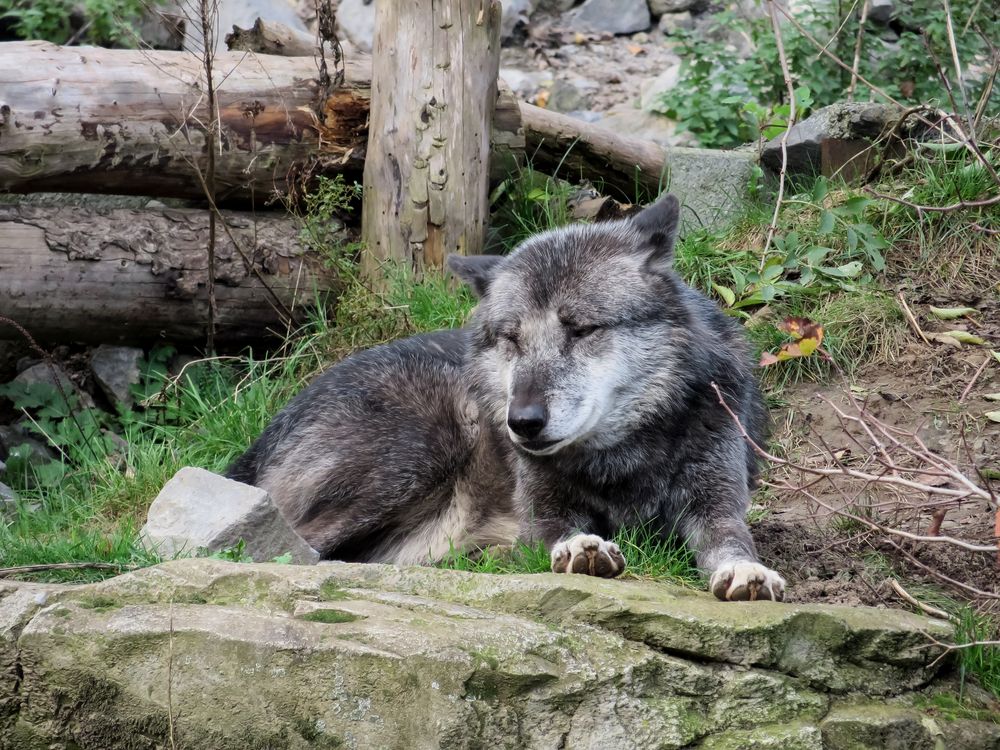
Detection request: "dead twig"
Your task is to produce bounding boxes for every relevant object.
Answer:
[896,292,931,345]
[959,355,992,404]
[846,0,870,102]
[889,578,958,622]
[759,0,797,268]
[0,562,127,578]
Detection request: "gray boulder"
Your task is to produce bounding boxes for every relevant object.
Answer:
[2,559,996,749]
[336,0,376,52]
[140,467,320,564]
[90,345,144,408]
[761,102,901,179]
[868,0,895,24]
[658,9,695,34]
[566,0,651,35]
[501,0,536,39]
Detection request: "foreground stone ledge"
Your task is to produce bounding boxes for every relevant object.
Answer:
[0,559,995,750]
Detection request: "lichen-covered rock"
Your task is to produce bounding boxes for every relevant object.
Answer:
[0,559,993,750]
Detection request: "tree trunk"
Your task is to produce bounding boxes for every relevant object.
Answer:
[0,204,337,345]
[360,1,503,275]
[0,41,371,203]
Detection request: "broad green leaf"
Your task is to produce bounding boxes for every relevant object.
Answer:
[817,210,835,235]
[761,264,784,283]
[712,284,736,306]
[811,177,828,203]
[929,306,977,320]
[818,261,863,278]
[835,196,871,217]
[986,411,1000,423]
[804,246,833,265]
[846,227,858,253]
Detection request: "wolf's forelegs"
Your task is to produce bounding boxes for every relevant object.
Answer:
[683,515,785,601]
[549,533,626,578]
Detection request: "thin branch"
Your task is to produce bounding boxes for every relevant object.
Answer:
[864,186,1000,214]
[0,562,127,578]
[760,0,797,268]
[889,578,957,622]
[847,0,870,101]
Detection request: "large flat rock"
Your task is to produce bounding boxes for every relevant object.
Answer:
[1,559,995,749]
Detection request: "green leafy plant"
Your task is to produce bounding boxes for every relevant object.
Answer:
[656,1,999,148]
[0,0,164,46]
[298,174,364,277]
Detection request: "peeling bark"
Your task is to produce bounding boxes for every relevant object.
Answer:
[0,41,370,203]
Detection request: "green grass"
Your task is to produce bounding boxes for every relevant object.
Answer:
[438,524,701,586]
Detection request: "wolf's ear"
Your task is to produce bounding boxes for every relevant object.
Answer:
[448,253,502,298]
[632,193,680,274]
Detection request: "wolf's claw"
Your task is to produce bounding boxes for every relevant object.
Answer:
[550,534,626,578]
[710,561,785,601]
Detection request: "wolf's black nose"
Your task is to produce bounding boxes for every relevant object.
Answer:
[508,403,547,439]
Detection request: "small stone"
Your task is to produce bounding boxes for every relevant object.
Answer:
[90,345,144,408]
[547,76,598,113]
[501,0,536,40]
[13,362,74,393]
[658,10,695,34]
[566,0,651,35]
[631,31,650,43]
[500,67,554,98]
[867,0,894,24]
[141,467,320,564]
[336,0,376,53]
[0,425,58,468]
[639,62,682,109]
[0,480,14,502]
[648,0,705,15]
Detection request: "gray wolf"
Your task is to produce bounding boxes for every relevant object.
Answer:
[227,194,785,601]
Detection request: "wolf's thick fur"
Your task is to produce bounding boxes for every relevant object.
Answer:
[227,194,785,600]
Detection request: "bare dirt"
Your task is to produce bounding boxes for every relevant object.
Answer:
[758,323,1000,609]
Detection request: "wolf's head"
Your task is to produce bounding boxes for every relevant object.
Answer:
[450,193,696,457]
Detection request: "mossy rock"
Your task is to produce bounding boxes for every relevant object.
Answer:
[0,560,993,749]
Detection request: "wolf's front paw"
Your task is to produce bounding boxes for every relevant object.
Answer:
[550,534,625,578]
[710,561,785,601]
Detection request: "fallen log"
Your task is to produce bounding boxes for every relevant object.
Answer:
[520,104,669,200]
[0,41,371,203]
[0,39,676,204]
[0,204,337,345]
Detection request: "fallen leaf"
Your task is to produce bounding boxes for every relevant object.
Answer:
[942,330,987,345]
[986,411,1000,423]
[929,305,977,320]
[759,317,825,367]
[927,332,963,348]
[626,43,645,55]
[712,283,736,307]
[985,394,1000,401]
[991,350,1000,364]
